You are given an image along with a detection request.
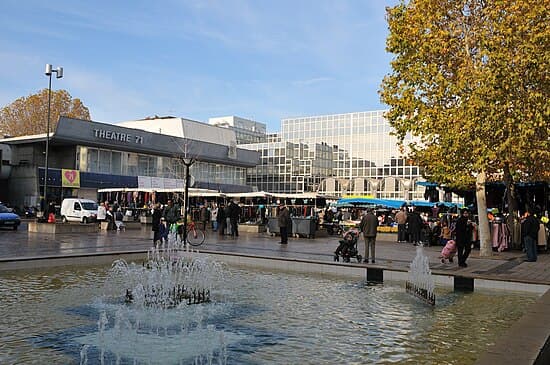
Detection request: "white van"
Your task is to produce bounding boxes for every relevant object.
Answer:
[60,198,98,223]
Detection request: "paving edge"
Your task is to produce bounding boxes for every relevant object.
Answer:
[474,288,550,365]
[1,249,548,293]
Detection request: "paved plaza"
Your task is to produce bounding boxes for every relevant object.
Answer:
[1,221,549,286]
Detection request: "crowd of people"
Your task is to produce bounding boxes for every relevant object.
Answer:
[94,195,548,265]
[320,204,549,267]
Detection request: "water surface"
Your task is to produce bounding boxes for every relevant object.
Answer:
[0,262,536,364]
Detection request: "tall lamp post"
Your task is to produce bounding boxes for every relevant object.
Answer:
[181,158,195,245]
[43,64,63,219]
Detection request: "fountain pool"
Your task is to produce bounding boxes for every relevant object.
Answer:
[0,257,537,364]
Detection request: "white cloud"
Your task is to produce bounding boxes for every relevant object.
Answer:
[292,77,334,87]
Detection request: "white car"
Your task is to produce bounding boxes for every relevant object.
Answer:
[60,198,98,223]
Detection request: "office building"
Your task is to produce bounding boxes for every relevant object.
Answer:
[280,110,423,199]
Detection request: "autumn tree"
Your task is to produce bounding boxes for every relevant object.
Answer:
[380,0,549,257]
[0,89,91,137]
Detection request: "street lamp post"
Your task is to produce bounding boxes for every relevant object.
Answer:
[181,158,195,245]
[43,64,63,220]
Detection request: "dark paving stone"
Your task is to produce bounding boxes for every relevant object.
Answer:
[472,259,523,275]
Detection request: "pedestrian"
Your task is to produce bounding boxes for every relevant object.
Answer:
[158,217,169,244]
[97,202,107,223]
[217,203,226,236]
[151,203,162,246]
[440,220,452,246]
[407,208,423,245]
[115,208,125,230]
[454,209,473,267]
[360,208,379,264]
[211,204,218,232]
[277,203,290,244]
[521,207,540,262]
[163,199,180,230]
[105,207,116,230]
[395,206,408,242]
[228,201,240,238]
[199,204,209,231]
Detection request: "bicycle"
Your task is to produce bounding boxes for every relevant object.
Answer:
[182,221,206,246]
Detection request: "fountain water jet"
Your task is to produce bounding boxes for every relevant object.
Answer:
[405,244,436,305]
[76,232,242,364]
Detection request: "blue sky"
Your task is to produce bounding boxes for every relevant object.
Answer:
[0,0,397,132]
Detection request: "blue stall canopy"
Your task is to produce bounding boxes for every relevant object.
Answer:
[409,200,460,208]
[416,181,439,187]
[336,198,405,209]
[336,198,460,210]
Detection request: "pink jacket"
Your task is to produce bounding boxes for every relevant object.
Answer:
[441,240,457,258]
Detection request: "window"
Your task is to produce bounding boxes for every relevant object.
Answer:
[87,149,98,172]
[99,150,111,173]
[127,153,138,176]
[111,152,121,175]
[138,155,148,176]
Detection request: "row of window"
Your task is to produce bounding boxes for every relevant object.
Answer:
[76,146,246,186]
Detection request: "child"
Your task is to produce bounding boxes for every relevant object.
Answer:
[440,220,452,246]
[115,208,125,231]
[157,218,169,244]
[440,239,457,263]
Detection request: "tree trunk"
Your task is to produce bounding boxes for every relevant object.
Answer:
[503,164,521,249]
[476,170,492,257]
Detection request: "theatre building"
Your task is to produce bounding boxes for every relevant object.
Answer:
[0,116,259,210]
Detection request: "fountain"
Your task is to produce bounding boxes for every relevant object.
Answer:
[405,244,436,305]
[76,232,238,364]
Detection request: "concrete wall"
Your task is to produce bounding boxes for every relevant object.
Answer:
[50,145,76,169]
[77,188,97,201]
[8,165,38,208]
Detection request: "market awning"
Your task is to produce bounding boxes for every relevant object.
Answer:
[336,198,405,209]
[415,181,438,187]
[97,187,224,197]
[336,198,461,210]
[226,191,273,198]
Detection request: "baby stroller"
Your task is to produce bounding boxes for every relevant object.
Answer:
[334,228,362,263]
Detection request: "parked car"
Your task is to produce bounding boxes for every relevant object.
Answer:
[0,204,21,230]
[60,198,98,223]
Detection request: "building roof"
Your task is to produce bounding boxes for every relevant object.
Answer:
[1,117,259,168]
[0,133,50,144]
[117,117,237,147]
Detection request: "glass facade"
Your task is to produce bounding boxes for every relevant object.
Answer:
[245,110,425,198]
[241,141,334,193]
[76,146,246,186]
[209,116,267,144]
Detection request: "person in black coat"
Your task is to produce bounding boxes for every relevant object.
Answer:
[521,207,540,262]
[217,203,226,236]
[151,203,162,245]
[105,207,116,231]
[407,209,423,245]
[454,209,473,267]
[277,204,290,244]
[228,201,240,238]
[199,205,209,231]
